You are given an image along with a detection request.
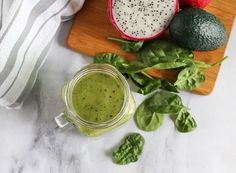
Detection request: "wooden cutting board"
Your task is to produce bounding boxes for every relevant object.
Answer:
[67,0,236,95]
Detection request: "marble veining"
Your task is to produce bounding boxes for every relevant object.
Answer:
[0,20,236,173]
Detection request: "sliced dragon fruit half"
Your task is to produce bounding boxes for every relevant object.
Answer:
[108,0,179,41]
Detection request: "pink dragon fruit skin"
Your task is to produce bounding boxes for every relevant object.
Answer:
[108,0,179,41]
[179,0,211,8]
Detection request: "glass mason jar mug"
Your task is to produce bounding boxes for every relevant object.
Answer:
[54,64,136,137]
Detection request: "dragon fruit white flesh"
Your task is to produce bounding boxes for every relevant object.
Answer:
[108,0,179,41]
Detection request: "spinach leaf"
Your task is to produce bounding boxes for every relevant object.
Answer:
[175,108,197,133]
[130,72,161,95]
[151,62,187,70]
[126,61,148,74]
[138,40,194,66]
[146,91,184,114]
[138,47,164,66]
[108,37,144,52]
[138,79,162,95]
[193,60,213,68]
[130,73,152,87]
[94,53,128,73]
[135,102,164,131]
[161,80,179,93]
[127,61,187,74]
[112,133,145,165]
[174,67,206,90]
[193,56,228,68]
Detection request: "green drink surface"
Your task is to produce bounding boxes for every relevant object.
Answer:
[72,72,125,123]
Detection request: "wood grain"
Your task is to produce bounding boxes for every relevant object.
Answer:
[67,0,236,95]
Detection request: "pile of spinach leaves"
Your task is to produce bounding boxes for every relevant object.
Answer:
[94,39,225,133]
[95,39,226,94]
[94,39,226,164]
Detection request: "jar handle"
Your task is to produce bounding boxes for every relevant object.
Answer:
[54,113,70,128]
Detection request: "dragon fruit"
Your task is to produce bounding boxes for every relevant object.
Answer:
[179,0,211,8]
[108,0,179,41]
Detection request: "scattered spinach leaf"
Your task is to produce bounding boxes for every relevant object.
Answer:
[193,56,228,68]
[135,102,164,131]
[126,61,148,73]
[130,72,162,95]
[127,61,187,73]
[151,62,187,70]
[138,79,162,95]
[94,53,128,73]
[129,63,184,76]
[112,133,145,165]
[161,80,179,93]
[108,37,144,52]
[175,108,197,133]
[174,67,206,90]
[146,91,184,114]
[130,73,152,87]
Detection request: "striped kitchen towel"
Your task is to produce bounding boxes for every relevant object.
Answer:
[0,0,85,109]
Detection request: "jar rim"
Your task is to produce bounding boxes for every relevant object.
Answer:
[64,64,131,129]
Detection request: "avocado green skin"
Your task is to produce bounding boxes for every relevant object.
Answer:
[169,8,227,51]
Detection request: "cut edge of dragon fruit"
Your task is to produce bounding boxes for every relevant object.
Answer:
[108,0,179,41]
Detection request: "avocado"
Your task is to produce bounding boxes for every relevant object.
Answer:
[169,8,227,51]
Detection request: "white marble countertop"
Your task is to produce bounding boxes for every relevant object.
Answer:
[0,20,236,173]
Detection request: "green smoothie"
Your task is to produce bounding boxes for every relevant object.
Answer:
[72,72,125,123]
